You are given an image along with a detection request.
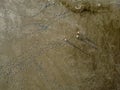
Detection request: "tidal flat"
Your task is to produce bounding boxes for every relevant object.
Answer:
[0,0,120,90]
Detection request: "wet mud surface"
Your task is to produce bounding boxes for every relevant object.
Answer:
[0,0,120,90]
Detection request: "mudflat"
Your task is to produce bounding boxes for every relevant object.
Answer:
[0,0,120,90]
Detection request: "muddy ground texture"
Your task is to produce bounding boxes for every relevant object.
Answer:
[0,0,120,90]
